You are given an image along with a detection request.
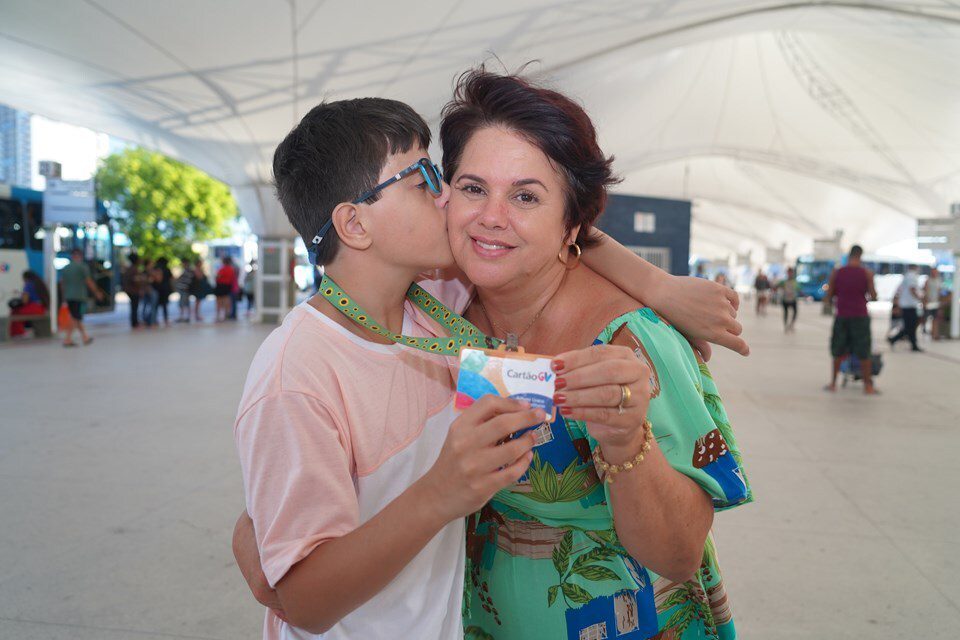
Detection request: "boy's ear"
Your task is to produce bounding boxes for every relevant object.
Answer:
[330,201,372,251]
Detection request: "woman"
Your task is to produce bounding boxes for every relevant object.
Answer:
[438,69,751,639]
[779,267,799,332]
[141,259,160,327]
[121,252,146,329]
[232,71,751,638]
[154,257,174,327]
[754,271,770,316]
[214,256,238,322]
[923,266,942,339]
[9,270,50,337]
[191,258,210,322]
[175,260,195,323]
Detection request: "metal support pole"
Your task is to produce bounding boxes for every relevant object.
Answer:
[952,252,960,340]
[45,225,58,333]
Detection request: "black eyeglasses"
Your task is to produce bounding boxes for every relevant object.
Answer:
[308,158,443,264]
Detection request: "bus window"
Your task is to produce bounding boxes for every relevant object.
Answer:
[25,202,43,251]
[0,198,25,249]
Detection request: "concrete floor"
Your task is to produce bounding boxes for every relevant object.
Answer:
[0,300,958,639]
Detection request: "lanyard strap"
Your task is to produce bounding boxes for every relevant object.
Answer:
[318,274,500,356]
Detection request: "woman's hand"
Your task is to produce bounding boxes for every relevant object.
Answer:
[647,274,748,360]
[552,345,651,454]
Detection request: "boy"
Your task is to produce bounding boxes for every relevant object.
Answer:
[235,98,542,639]
[235,98,747,639]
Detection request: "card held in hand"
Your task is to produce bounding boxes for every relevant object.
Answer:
[455,347,556,421]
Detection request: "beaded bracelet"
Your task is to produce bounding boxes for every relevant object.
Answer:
[592,418,654,484]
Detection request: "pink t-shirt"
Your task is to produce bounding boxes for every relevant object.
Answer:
[235,274,471,640]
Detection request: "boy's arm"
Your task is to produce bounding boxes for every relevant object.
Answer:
[274,477,452,633]
[581,231,748,359]
[238,393,539,634]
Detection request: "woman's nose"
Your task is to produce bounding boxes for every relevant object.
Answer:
[477,197,509,229]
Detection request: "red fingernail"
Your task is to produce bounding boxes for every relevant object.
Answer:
[559,406,572,416]
[553,393,566,405]
[551,360,565,372]
[555,377,567,390]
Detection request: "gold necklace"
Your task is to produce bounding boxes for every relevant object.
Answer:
[476,273,566,347]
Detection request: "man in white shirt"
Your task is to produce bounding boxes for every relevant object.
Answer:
[889,264,923,352]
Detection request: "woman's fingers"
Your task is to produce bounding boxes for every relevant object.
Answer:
[553,344,634,375]
[560,405,643,426]
[556,383,640,410]
[556,358,645,392]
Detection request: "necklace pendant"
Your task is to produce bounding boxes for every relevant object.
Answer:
[505,333,520,352]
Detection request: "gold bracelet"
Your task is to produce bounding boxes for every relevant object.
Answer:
[592,418,653,484]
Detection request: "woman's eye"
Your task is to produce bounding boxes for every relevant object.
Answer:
[515,191,540,205]
[460,184,484,196]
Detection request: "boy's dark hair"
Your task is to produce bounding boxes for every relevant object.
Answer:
[273,98,431,265]
[440,67,619,250]
[850,245,863,258]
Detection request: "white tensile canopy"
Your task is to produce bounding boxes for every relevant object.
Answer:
[1,1,959,261]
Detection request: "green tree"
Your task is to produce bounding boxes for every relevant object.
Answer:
[96,148,237,263]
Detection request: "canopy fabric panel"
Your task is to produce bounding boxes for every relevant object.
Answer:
[2,1,958,257]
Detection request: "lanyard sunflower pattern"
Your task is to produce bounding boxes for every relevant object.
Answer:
[318,274,500,355]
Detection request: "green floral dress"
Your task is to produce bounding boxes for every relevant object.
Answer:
[464,308,753,640]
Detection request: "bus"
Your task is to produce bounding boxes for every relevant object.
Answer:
[0,184,118,318]
[795,254,937,301]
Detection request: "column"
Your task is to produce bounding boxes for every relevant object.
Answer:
[256,236,294,324]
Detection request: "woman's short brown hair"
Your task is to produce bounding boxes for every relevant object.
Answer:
[440,67,620,248]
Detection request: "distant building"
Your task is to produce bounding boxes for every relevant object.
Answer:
[0,105,32,187]
[597,194,692,276]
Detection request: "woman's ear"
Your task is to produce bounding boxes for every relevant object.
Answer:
[331,201,373,251]
[564,224,582,247]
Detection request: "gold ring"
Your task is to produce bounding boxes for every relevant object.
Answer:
[617,384,631,415]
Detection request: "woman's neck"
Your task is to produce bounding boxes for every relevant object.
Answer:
[473,264,641,355]
[472,263,571,349]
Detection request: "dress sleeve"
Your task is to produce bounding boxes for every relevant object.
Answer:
[598,310,753,511]
[235,390,359,587]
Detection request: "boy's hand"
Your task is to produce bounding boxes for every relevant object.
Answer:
[232,511,288,622]
[648,275,748,360]
[418,396,541,522]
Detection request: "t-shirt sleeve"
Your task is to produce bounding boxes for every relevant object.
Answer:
[235,390,359,587]
[416,267,474,314]
[597,310,753,511]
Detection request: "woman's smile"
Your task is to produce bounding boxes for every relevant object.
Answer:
[470,234,517,259]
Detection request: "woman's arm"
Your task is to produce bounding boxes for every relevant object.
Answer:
[581,231,748,359]
[552,345,713,582]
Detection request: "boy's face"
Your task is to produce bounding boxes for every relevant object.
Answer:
[365,147,453,271]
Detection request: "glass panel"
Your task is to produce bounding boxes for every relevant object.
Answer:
[26,202,43,251]
[0,198,25,249]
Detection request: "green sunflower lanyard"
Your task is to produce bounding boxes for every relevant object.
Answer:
[317,274,500,356]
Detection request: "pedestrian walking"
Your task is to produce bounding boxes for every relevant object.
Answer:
[825,245,879,394]
[889,264,923,352]
[59,249,105,347]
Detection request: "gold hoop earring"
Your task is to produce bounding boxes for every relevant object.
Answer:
[559,242,582,268]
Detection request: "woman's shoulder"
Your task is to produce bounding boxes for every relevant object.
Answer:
[598,306,678,342]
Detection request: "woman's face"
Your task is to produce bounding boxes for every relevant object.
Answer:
[446,127,577,290]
